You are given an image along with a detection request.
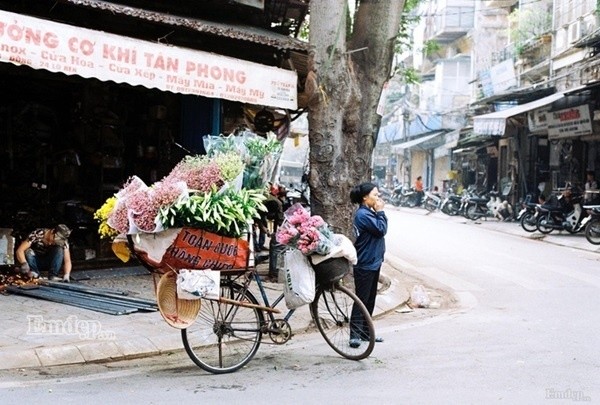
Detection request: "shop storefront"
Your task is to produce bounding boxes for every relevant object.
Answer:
[471,83,600,203]
[0,6,306,264]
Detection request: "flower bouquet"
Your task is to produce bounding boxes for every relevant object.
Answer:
[94,149,260,239]
[276,203,335,256]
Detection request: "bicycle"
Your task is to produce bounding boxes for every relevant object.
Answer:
[128,233,375,374]
[180,255,375,374]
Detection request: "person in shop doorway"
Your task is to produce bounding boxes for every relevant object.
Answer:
[584,170,599,204]
[15,224,73,283]
[348,182,387,348]
[415,176,424,206]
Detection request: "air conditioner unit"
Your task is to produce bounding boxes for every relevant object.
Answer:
[568,21,581,43]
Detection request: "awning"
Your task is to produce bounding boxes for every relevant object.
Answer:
[60,0,309,52]
[0,10,298,110]
[473,92,565,136]
[392,132,445,152]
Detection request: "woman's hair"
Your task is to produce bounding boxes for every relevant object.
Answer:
[350,182,377,204]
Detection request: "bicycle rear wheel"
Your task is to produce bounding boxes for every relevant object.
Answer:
[310,283,375,360]
[181,281,263,374]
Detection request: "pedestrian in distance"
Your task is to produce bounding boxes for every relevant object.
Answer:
[15,224,73,282]
[348,182,387,348]
[415,175,424,206]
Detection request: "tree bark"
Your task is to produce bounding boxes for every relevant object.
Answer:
[308,0,404,237]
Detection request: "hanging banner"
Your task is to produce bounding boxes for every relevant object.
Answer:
[0,10,297,109]
[547,105,593,139]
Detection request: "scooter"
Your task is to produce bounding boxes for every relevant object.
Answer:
[440,190,461,216]
[464,191,502,221]
[423,190,442,212]
[518,200,539,232]
[584,205,600,244]
[536,193,589,234]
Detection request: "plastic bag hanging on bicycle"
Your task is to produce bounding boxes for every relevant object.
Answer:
[282,249,315,309]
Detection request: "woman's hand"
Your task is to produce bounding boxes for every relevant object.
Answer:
[374,197,385,212]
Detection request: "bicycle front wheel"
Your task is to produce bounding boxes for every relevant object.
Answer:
[310,283,375,360]
[181,281,263,374]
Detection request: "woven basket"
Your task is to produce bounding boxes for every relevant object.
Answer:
[156,271,201,329]
[311,257,351,286]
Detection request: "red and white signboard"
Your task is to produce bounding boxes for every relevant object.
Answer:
[0,10,297,109]
[547,104,593,139]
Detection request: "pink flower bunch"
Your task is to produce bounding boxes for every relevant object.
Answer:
[275,204,333,256]
[152,180,186,207]
[166,157,224,192]
[107,200,129,234]
[276,225,299,245]
[126,189,161,232]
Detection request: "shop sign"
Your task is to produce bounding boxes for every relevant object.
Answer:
[547,104,593,139]
[479,61,517,98]
[0,10,297,109]
[528,106,551,133]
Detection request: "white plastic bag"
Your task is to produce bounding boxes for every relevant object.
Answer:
[282,249,316,309]
[176,269,220,300]
[409,284,430,308]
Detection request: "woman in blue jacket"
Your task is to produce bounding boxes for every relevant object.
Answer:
[349,182,387,348]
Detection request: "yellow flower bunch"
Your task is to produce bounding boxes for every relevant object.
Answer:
[94,196,120,239]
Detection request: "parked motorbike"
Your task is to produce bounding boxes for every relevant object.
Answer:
[584,205,600,244]
[536,192,588,234]
[390,185,418,208]
[423,190,442,212]
[439,190,461,216]
[517,194,539,233]
[464,191,502,221]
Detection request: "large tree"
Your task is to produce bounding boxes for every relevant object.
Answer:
[307,0,405,236]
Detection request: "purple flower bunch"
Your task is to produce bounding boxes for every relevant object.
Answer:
[276,205,333,256]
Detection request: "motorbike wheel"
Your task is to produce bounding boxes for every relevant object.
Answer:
[520,211,537,233]
[536,215,555,234]
[465,204,481,220]
[443,201,460,216]
[403,197,417,208]
[585,218,600,245]
[424,199,437,212]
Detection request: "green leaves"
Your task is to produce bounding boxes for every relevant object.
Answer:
[157,187,267,238]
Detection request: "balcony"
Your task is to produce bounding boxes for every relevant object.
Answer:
[516,35,552,83]
[425,6,475,43]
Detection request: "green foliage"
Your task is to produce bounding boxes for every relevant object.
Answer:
[402,67,420,85]
[395,2,421,54]
[157,187,267,238]
[422,40,441,56]
[508,7,552,44]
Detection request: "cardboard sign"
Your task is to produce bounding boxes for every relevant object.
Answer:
[161,228,249,270]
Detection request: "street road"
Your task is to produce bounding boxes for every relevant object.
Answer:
[1,208,599,403]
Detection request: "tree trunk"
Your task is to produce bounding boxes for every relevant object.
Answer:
[308,0,404,237]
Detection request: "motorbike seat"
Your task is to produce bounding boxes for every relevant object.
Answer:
[470,197,489,204]
[539,203,563,213]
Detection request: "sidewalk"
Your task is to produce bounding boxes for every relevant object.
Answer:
[0,260,410,371]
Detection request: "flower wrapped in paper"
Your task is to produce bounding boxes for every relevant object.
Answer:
[276,203,335,256]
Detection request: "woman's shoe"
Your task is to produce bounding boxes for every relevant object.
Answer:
[349,338,362,348]
[361,337,384,343]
